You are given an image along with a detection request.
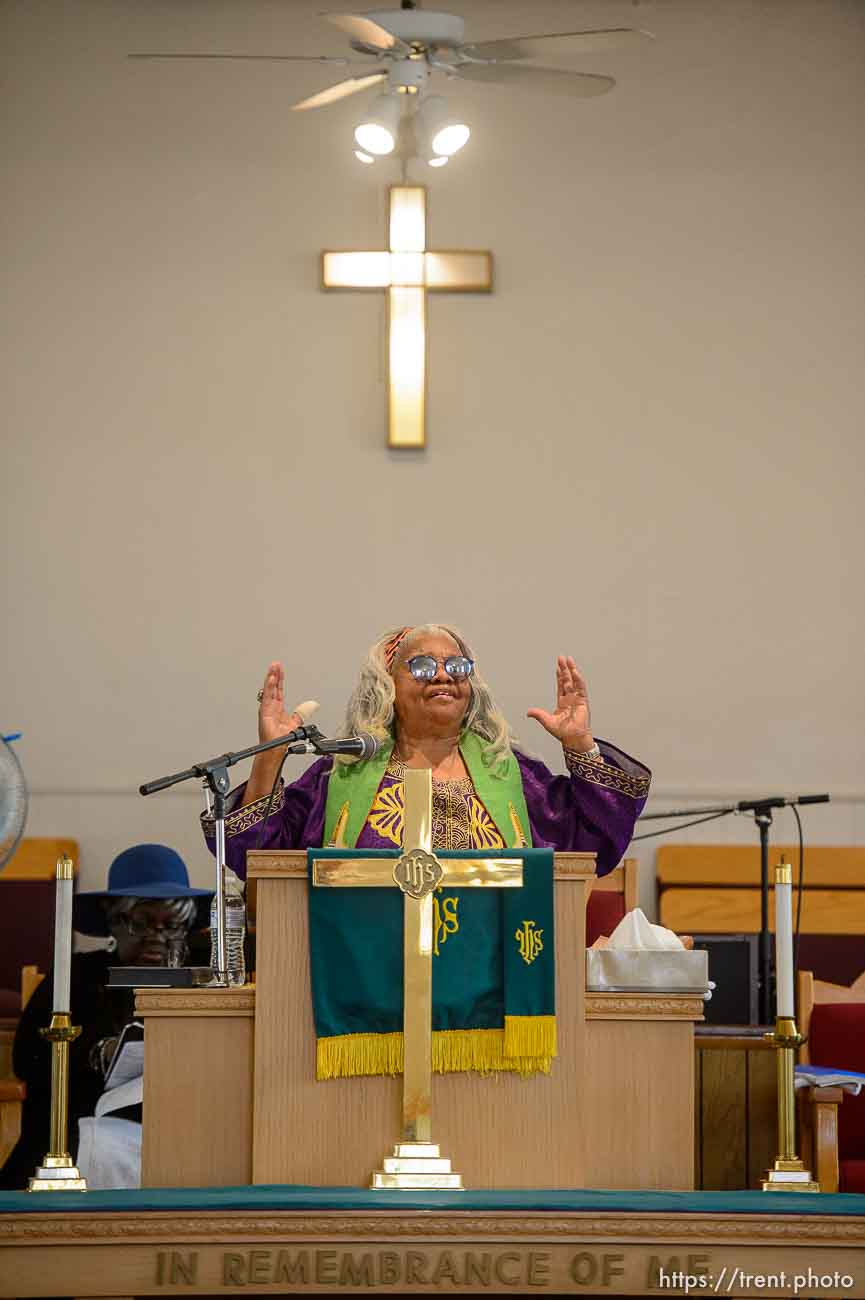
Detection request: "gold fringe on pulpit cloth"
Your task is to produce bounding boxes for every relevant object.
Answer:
[316,1016,557,1080]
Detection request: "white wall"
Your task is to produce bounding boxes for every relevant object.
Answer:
[3,0,864,910]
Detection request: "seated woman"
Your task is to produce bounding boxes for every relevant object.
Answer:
[0,844,211,1190]
[203,624,650,872]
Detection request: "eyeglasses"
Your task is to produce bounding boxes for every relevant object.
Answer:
[123,916,189,940]
[406,654,474,682]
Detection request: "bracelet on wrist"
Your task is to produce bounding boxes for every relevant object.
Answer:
[564,742,602,768]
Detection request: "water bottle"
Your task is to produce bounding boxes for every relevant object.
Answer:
[210,870,246,986]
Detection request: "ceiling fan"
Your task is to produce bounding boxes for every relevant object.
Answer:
[130,2,653,166]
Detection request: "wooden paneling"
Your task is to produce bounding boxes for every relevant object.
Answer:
[3,1206,865,1298]
[657,844,865,1015]
[747,1046,777,1188]
[657,844,865,887]
[700,1048,747,1189]
[585,1019,695,1190]
[694,1035,777,1190]
[139,988,254,1189]
[661,887,865,934]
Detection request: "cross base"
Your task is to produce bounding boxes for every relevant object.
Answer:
[371,1142,464,1190]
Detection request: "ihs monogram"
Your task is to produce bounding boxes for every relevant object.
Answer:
[515,919,544,965]
[432,893,459,957]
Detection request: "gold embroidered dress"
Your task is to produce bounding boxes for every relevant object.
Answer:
[366,756,506,852]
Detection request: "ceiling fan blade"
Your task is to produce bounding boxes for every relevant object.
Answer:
[291,72,386,111]
[321,12,409,53]
[453,64,615,97]
[128,52,357,64]
[463,28,652,63]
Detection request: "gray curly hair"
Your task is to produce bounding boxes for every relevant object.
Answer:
[341,624,516,770]
[103,896,197,929]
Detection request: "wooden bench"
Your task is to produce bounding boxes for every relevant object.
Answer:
[657,845,865,989]
[657,844,865,934]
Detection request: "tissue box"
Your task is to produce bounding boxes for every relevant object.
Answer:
[586,948,709,993]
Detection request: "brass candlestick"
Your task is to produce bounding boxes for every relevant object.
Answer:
[762,862,818,1193]
[28,1014,88,1192]
[762,1017,818,1191]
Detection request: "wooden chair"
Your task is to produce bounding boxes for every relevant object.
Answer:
[0,840,76,1178]
[0,1078,26,1172]
[0,963,50,1173]
[20,965,45,1010]
[0,838,78,1020]
[0,837,79,881]
[797,968,865,1193]
[586,857,638,946]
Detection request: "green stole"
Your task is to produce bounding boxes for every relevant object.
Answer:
[323,731,532,851]
[313,733,556,1080]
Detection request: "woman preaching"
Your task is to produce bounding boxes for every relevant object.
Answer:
[203,624,650,874]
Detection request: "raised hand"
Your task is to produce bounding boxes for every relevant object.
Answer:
[257,661,305,745]
[527,656,594,753]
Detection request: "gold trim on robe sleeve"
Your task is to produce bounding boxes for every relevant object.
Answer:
[563,748,650,800]
[201,782,286,838]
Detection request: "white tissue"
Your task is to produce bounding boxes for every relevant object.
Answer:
[606,907,685,952]
[587,908,708,992]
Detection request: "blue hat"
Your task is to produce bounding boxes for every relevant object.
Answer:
[73,843,213,936]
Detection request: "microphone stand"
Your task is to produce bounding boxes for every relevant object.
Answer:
[639,794,829,1025]
[140,725,324,986]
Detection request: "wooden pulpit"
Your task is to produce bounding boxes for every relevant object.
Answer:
[250,849,590,1188]
[138,851,702,1190]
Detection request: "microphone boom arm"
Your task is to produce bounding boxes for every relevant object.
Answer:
[638,794,829,822]
[138,723,325,987]
[139,725,324,797]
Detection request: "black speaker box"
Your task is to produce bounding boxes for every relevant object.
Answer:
[691,933,759,1026]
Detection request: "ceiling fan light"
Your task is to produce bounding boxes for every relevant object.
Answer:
[428,155,448,168]
[354,123,395,155]
[354,149,376,164]
[431,123,470,156]
[354,92,401,156]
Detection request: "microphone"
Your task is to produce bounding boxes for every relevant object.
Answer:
[639,792,830,822]
[735,793,830,813]
[311,732,380,760]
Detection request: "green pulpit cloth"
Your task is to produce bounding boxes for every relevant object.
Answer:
[308,848,555,1080]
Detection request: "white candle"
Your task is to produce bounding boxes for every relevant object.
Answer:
[774,862,795,1019]
[52,856,74,1014]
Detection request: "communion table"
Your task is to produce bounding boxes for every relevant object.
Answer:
[136,851,701,1191]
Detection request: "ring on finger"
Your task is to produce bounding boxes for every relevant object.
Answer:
[256,689,264,703]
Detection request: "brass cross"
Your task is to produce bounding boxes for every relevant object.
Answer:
[321,185,492,449]
[312,768,522,1189]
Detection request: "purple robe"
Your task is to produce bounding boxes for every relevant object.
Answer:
[203,739,650,880]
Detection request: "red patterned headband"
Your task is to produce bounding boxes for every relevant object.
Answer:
[383,626,414,672]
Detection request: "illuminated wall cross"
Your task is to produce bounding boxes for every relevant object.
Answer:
[322,186,492,448]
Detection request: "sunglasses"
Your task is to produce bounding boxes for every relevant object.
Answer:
[406,654,474,682]
[123,915,189,940]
